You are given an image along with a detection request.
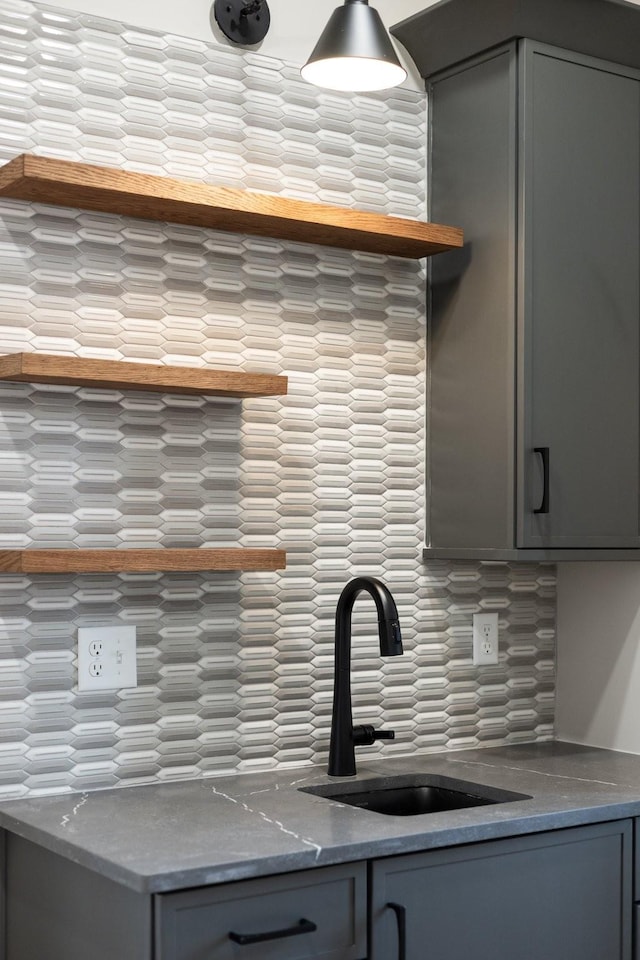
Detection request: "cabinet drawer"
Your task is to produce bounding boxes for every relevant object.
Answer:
[155,862,367,960]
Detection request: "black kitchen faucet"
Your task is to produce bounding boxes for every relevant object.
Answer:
[328,577,403,778]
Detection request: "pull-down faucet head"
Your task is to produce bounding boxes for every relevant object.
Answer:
[328,576,403,777]
[378,613,404,658]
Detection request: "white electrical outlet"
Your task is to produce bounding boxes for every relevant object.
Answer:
[473,613,499,665]
[77,626,137,691]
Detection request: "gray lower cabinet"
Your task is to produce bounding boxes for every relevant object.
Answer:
[370,821,633,960]
[3,834,366,960]
[633,818,640,960]
[5,834,153,960]
[155,864,367,960]
[3,821,634,959]
[427,38,640,560]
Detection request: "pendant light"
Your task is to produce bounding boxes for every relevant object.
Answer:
[301,0,407,93]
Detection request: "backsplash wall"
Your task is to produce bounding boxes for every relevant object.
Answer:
[0,0,555,799]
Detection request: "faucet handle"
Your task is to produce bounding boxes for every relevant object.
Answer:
[353,724,396,746]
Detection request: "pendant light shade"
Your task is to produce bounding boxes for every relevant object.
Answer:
[301,0,407,93]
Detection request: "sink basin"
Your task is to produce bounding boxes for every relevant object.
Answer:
[300,774,530,817]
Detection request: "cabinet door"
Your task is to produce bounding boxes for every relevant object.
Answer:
[518,43,640,548]
[370,821,632,960]
[429,45,518,552]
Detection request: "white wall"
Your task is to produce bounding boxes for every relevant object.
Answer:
[556,564,640,754]
[46,0,440,90]
[44,0,640,91]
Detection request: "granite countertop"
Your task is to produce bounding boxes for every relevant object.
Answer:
[1,741,640,894]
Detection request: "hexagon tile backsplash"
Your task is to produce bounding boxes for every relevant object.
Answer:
[0,0,555,798]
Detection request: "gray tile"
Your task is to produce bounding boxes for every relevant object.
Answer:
[0,0,556,799]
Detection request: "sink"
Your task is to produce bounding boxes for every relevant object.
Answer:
[300,774,530,817]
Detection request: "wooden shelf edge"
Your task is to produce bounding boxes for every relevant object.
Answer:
[0,549,287,574]
[0,353,288,398]
[0,154,464,260]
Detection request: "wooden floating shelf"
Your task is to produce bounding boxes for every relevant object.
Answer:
[0,549,287,574]
[0,154,463,260]
[0,353,288,398]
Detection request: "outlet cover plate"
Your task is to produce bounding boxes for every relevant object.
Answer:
[472,613,499,666]
[78,626,137,691]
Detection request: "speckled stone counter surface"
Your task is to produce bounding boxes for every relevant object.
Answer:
[1,741,639,894]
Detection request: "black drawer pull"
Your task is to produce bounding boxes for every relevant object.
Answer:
[228,918,317,946]
[387,902,407,960]
[533,446,550,514]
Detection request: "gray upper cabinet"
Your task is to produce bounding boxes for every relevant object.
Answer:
[426,39,640,560]
[519,45,640,549]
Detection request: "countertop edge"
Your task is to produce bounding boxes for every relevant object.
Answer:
[143,800,640,893]
[2,794,640,893]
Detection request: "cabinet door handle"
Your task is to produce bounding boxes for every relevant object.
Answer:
[533,447,550,514]
[387,902,407,960]
[228,917,317,946]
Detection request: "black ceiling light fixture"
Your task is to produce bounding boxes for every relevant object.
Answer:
[301,0,407,93]
[213,0,271,46]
